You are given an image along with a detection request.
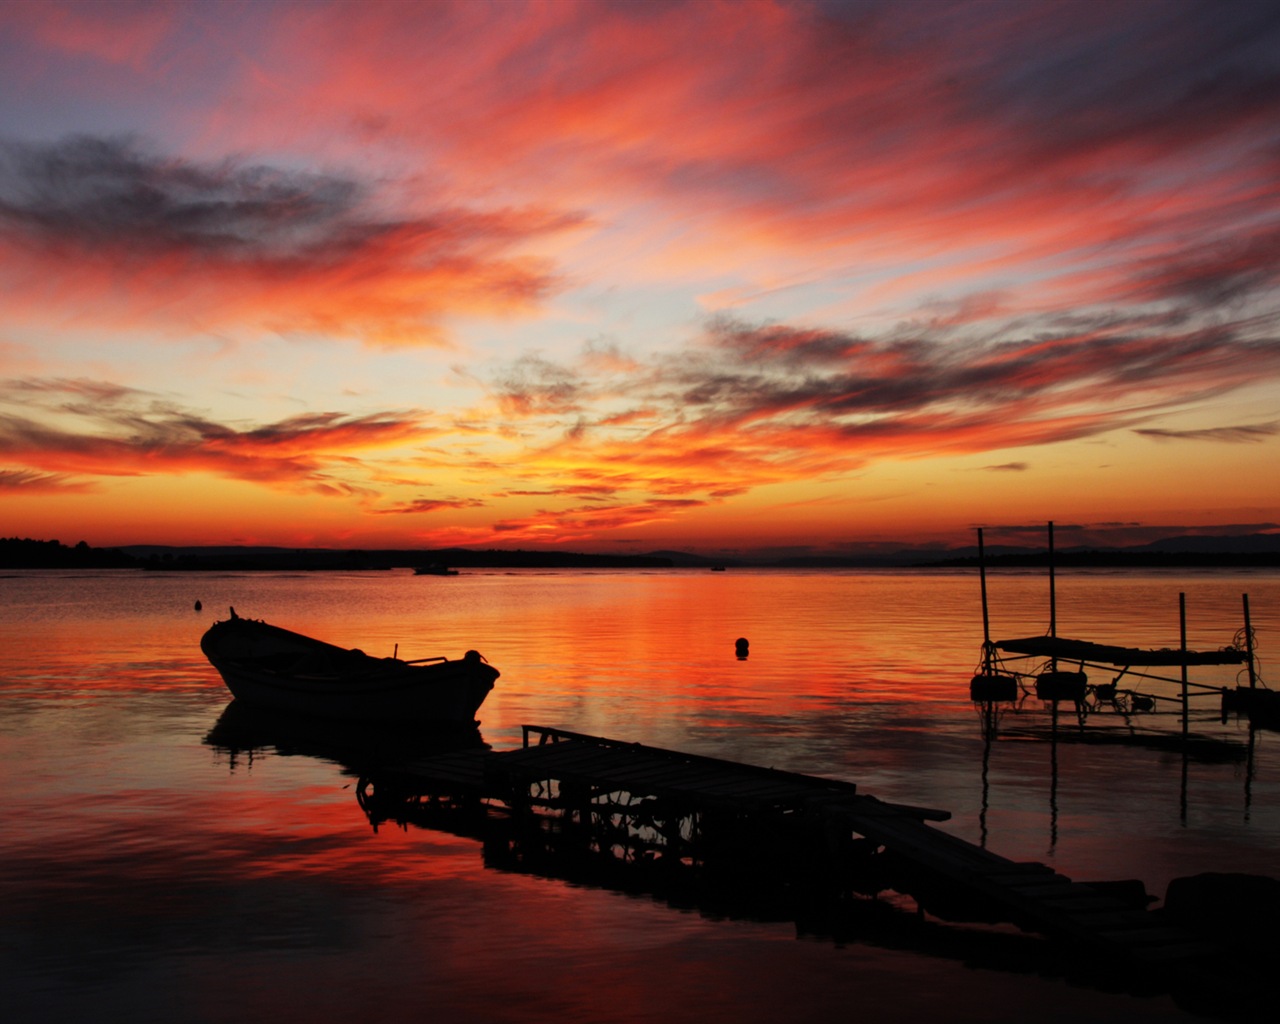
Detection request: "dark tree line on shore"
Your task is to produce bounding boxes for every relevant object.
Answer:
[1,537,137,568]
[0,538,674,571]
[4,536,1277,571]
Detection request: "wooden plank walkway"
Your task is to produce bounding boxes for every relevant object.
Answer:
[391,724,1212,969]
[487,725,946,819]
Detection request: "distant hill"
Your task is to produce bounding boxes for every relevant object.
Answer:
[115,545,674,570]
[1138,533,1280,555]
[5,535,1278,570]
[645,550,739,568]
[923,534,1280,568]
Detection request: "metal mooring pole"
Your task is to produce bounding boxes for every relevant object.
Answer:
[978,528,990,639]
[1048,520,1056,641]
[1180,592,1189,739]
[1243,593,1257,690]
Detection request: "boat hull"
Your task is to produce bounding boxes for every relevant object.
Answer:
[200,616,498,725]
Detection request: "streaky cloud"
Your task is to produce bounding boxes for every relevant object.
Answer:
[373,497,487,515]
[492,353,584,416]
[489,498,707,544]
[487,313,1280,502]
[0,377,433,494]
[0,134,363,257]
[1134,422,1280,443]
[0,467,91,492]
[0,135,575,345]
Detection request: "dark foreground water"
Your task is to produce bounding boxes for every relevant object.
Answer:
[2,567,1277,1023]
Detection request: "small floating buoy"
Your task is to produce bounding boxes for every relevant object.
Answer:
[194,599,202,611]
[735,637,749,659]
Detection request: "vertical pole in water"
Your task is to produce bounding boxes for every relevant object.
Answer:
[1048,520,1057,641]
[1179,592,1190,822]
[1047,521,1059,684]
[1044,523,1061,794]
[1243,593,1258,813]
[978,528,992,670]
[1243,593,1257,690]
[1180,592,1189,740]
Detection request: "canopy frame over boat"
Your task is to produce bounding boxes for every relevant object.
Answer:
[968,523,1268,736]
[994,635,1247,668]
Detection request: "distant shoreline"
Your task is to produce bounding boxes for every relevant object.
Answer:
[3,537,1279,571]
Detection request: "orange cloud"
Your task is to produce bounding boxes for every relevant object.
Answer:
[0,467,91,493]
[478,313,1280,507]
[486,498,708,546]
[0,377,433,494]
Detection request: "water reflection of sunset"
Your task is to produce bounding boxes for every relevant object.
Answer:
[4,568,1277,1021]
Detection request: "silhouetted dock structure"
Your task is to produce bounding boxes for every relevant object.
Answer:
[969,523,1271,736]
[373,724,1211,970]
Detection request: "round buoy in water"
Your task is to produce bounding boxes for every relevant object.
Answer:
[735,637,749,659]
[194,600,202,611]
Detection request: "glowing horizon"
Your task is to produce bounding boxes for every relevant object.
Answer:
[2,0,1279,557]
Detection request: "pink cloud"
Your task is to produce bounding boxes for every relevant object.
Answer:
[0,0,174,68]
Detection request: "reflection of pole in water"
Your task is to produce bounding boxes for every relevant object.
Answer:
[979,729,992,849]
[1179,745,1189,825]
[1241,593,1256,822]
[1179,592,1189,824]
[1048,701,1059,854]
[977,699,1002,741]
[1179,592,1189,740]
[1245,723,1255,822]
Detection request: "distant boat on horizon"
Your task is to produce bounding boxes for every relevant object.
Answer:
[414,563,459,576]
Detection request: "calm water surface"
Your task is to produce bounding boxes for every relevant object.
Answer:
[2,567,1277,1022]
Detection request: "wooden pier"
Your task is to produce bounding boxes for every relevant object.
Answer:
[367,724,1213,972]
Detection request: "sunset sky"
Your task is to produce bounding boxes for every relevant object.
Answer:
[2,0,1279,558]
